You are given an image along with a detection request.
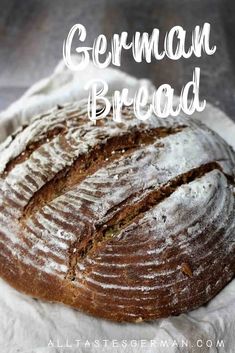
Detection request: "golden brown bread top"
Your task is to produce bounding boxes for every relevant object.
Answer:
[0,100,235,322]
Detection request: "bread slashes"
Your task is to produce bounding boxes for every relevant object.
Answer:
[0,100,234,322]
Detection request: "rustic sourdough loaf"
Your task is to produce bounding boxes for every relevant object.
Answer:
[0,100,235,322]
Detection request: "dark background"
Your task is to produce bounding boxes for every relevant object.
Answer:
[0,0,235,121]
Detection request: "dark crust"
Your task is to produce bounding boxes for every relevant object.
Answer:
[0,235,234,322]
[0,104,235,323]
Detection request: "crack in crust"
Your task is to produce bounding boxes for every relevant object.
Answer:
[20,125,186,223]
[2,126,66,177]
[65,161,223,281]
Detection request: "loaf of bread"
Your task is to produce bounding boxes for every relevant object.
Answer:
[0,100,234,322]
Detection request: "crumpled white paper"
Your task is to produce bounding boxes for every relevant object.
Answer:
[0,57,235,353]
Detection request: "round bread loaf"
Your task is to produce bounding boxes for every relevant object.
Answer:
[0,100,235,322]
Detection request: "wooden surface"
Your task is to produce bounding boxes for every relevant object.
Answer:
[0,0,234,121]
